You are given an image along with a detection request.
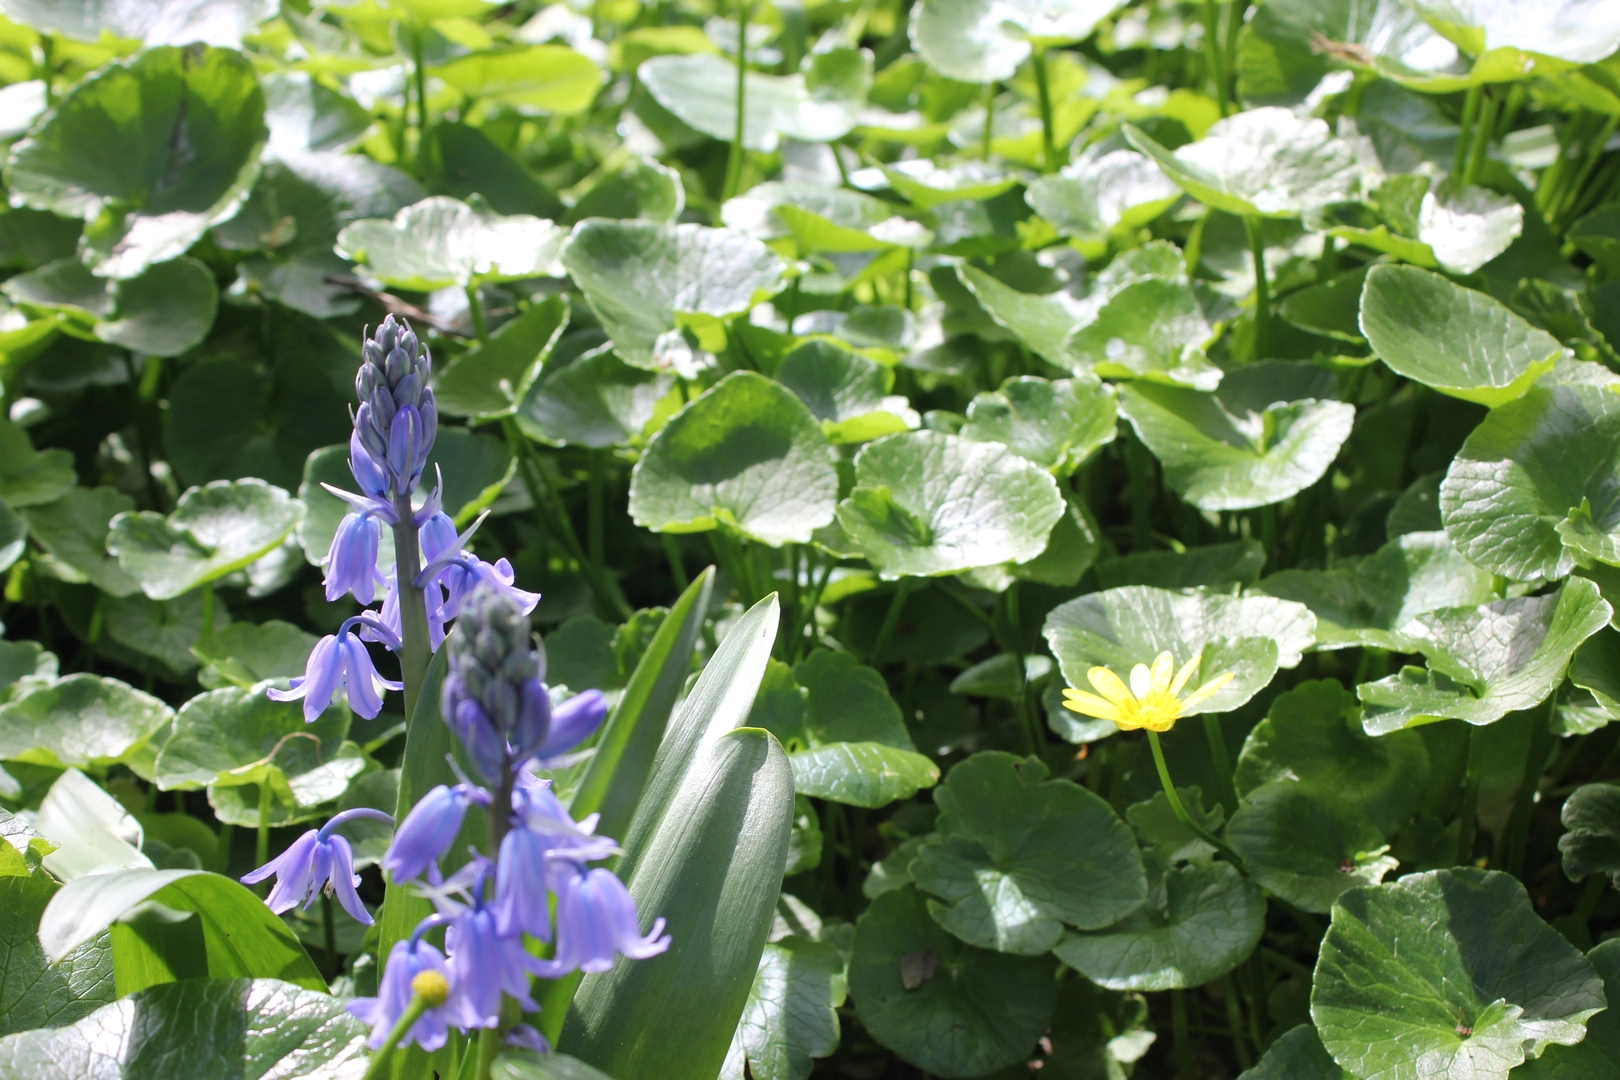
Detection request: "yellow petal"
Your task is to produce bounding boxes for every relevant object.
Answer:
[1170,653,1202,696]
[1087,666,1134,706]
[1149,651,1175,694]
[1130,662,1153,700]
[1179,671,1236,711]
[1062,689,1124,722]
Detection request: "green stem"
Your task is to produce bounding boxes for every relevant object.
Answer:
[722,0,751,201]
[869,578,915,667]
[1032,47,1056,172]
[1554,113,1619,230]
[254,782,271,893]
[362,994,431,1080]
[1575,872,1607,925]
[662,533,688,590]
[1453,85,1481,180]
[391,493,433,720]
[199,583,215,645]
[587,451,605,572]
[1221,974,1253,1070]
[322,892,338,976]
[980,81,995,160]
[411,24,430,171]
[1456,722,1486,867]
[1202,0,1228,116]
[464,285,489,345]
[1243,215,1270,358]
[1146,731,1245,870]
[1124,433,1155,551]
[1498,694,1557,876]
[1171,988,1194,1080]
[1201,713,1238,816]
[1463,87,1498,186]
[788,553,836,662]
[37,35,52,106]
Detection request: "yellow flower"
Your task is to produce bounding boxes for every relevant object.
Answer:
[1062,651,1235,733]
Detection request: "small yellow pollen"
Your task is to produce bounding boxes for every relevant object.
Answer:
[411,969,451,1007]
[1061,651,1234,733]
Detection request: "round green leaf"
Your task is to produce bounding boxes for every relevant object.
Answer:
[433,297,569,420]
[1126,785,1226,866]
[1118,363,1355,512]
[836,430,1065,579]
[911,751,1146,954]
[908,0,1124,82]
[1054,862,1266,990]
[723,182,909,246]
[1311,868,1606,1080]
[518,345,674,448]
[193,620,319,690]
[435,45,602,115]
[1409,0,1620,67]
[108,479,304,600]
[560,219,785,368]
[1094,539,1266,592]
[1234,680,1430,836]
[629,371,837,546]
[1064,277,1224,390]
[0,674,173,771]
[101,591,212,677]
[4,45,266,279]
[775,341,914,445]
[1441,384,1620,583]
[3,257,218,357]
[1357,577,1611,734]
[0,977,366,1079]
[0,869,113,1038]
[881,160,1019,210]
[960,375,1117,472]
[955,263,1086,366]
[1558,782,1620,888]
[849,885,1057,1079]
[1226,783,1397,914]
[1238,1024,1349,1080]
[1418,182,1523,276]
[0,418,76,509]
[639,49,871,152]
[1124,109,1367,219]
[335,195,566,291]
[1026,148,1180,239]
[1043,585,1316,716]
[1361,264,1564,408]
[260,70,371,157]
[0,0,274,47]
[1515,939,1620,1079]
[722,936,847,1080]
[568,157,685,225]
[155,683,352,794]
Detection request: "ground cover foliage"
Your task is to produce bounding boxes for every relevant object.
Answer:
[6,0,1620,1077]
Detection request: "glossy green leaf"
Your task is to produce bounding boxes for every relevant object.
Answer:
[1125,109,1367,219]
[1237,1024,1349,1080]
[494,1051,619,1080]
[0,870,114,1037]
[1361,264,1563,407]
[836,430,1065,578]
[1357,577,1610,734]
[433,296,569,419]
[881,160,1020,210]
[1442,384,1620,583]
[569,158,684,225]
[1054,862,1266,990]
[1025,149,1181,239]
[1235,680,1430,836]
[955,264,1087,365]
[1043,585,1316,716]
[849,885,1057,1078]
[911,751,1145,954]
[1311,868,1605,1080]
[0,0,273,47]
[0,977,366,1079]
[4,45,266,279]
[1094,539,1266,591]
[191,620,318,690]
[1558,783,1620,888]
[21,487,139,597]
[1226,783,1397,913]
[107,479,303,600]
[260,70,371,157]
[39,869,324,989]
[909,0,1124,82]
[335,195,566,290]
[720,936,847,1080]
[1418,182,1523,275]
[0,675,172,772]
[560,218,784,368]
[959,375,1116,471]
[33,769,150,881]
[3,257,217,357]
[0,419,76,509]
[1064,276,1226,390]
[1119,362,1355,512]
[570,567,715,841]
[1514,938,1620,1079]
[775,341,914,445]
[435,45,602,114]
[518,345,674,448]
[1126,786,1226,866]
[629,371,837,546]
[1409,0,1620,67]
[561,597,795,1080]
[639,49,871,152]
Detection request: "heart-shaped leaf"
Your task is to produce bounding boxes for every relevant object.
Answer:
[192,620,319,690]
[1054,863,1265,990]
[909,0,1126,82]
[1410,0,1620,67]
[775,341,915,445]
[1559,782,1620,889]
[561,219,784,368]
[336,195,565,291]
[0,419,76,509]
[639,49,871,152]
[1043,585,1316,715]
[568,158,685,225]
[1094,540,1266,592]
[0,869,113,1038]
[1119,362,1355,512]
[1515,938,1620,1080]
[960,375,1116,472]
[1417,182,1523,275]
[433,296,569,419]
[4,45,266,279]
[911,751,1146,954]
[1026,149,1181,239]
[721,936,847,1080]
[1240,1025,1350,1079]
[836,430,1066,579]
[1311,868,1605,1080]
[1125,109,1368,219]
[0,977,364,1080]
[435,45,602,115]
[155,683,354,798]
[629,370,837,546]
[849,885,1057,1078]
[260,70,371,158]
[4,256,217,357]
[518,345,675,448]
[0,675,172,772]
[1235,680,1430,836]
[1226,783,1397,914]
[1361,264,1564,408]
[108,479,303,600]
[1357,578,1611,734]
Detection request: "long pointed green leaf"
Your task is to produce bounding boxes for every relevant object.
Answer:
[569,566,715,841]
[559,596,794,1080]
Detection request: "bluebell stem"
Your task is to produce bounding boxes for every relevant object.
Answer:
[240,808,394,924]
